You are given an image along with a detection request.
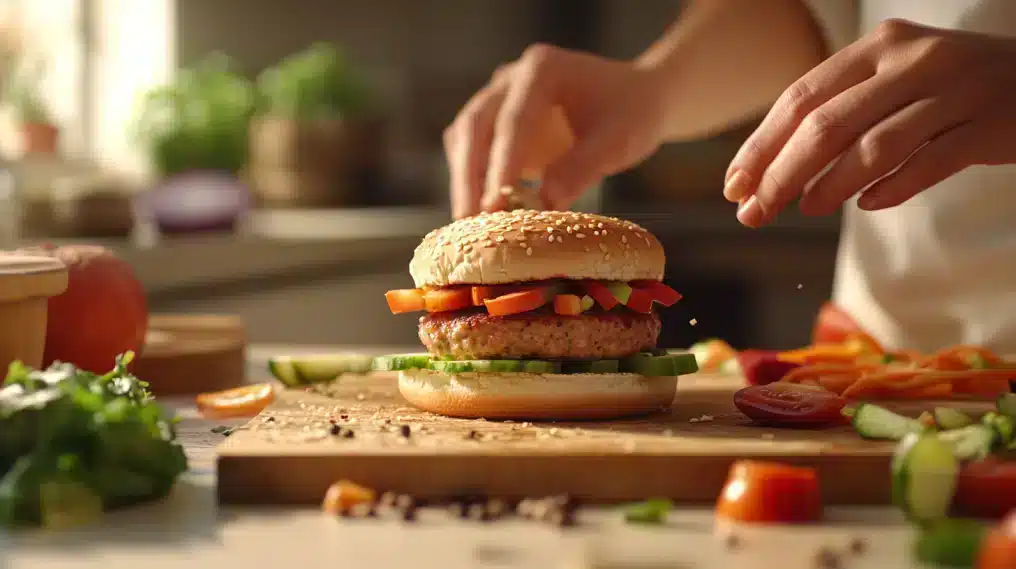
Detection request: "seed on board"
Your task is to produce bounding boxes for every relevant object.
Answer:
[813,547,842,569]
[848,537,867,555]
[330,424,342,436]
[342,429,355,439]
[379,491,398,508]
[468,503,488,522]
[400,425,411,438]
[485,499,507,519]
[723,533,741,549]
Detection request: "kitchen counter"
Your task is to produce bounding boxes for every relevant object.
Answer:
[2,345,925,569]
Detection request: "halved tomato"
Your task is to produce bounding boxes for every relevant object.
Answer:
[733,383,847,427]
[385,289,426,314]
[553,294,584,316]
[953,458,1016,520]
[583,281,619,310]
[626,288,654,314]
[485,287,552,316]
[716,460,823,523]
[423,287,473,312]
[977,511,1016,569]
[632,280,683,306]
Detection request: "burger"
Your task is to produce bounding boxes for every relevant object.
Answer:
[380,209,698,420]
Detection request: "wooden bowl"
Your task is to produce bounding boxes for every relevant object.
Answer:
[0,254,68,371]
[132,314,248,396]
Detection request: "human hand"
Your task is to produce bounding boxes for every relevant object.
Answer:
[723,19,1016,227]
[444,44,669,218]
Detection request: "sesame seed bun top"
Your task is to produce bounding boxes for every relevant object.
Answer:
[409,210,666,287]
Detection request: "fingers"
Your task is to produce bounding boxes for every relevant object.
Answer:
[856,120,977,210]
[540,119,627,210]
[446,66,512,219]
[484,46,562,211]
[799,92,972,215]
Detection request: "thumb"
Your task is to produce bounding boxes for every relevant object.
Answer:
[540,126,625,210]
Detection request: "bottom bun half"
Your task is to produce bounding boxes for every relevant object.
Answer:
[397,369,678,420]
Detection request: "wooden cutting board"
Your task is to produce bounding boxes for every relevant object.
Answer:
[216,373,993,506]
[133,314,247,396]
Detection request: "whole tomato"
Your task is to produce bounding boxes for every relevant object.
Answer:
[26,244,148,373]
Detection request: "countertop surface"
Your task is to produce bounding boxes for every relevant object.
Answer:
[1,345,924,569]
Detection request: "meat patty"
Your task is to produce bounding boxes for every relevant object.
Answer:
[418,310,661,360]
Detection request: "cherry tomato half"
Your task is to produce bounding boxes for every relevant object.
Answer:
[733,383,847,427]
[715,460,823,524]
[737,350,802,386]
[953,458,1016,520]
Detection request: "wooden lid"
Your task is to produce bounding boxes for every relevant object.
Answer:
[0,254,68,302]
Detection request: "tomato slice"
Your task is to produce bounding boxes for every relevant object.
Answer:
[583,281,619,310]
[553,294,583,316]
[716,460,823,524]
[632,280,683,306]
[385,289,426,314]
[733,383,847,426]
[977,511,1016,569]
[626,288,654,314]
[484,288,552,316]
[737,350,802,386]
[423,287,473,312]
[953,458,1016,520]
[196,383,276,419]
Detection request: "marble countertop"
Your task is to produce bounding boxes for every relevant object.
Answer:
[2,344,927,569]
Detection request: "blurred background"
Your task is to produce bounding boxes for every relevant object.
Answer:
[0,0,841,351]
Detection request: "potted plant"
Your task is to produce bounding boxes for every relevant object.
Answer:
[7,59,58,155]
[249,42,382,208]
[132,53,257,178]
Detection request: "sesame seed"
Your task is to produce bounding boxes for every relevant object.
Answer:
[598,243,608,252]
[546,227,554,233]
[593,231,600,236]
[576,233,586,239]
[496,236,505,243]
[556,236,563,243]
[548,236,554,242]
[526,248,533,256]
[604,254,611,260]
[597,223,604,229]
[621,235,627,243]
[601,230,607,235]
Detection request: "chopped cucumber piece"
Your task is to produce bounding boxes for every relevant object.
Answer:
[892,433,960,524]
[853,404,924,440]
[914,519,987,568]
[934,407,974,430]
[624,498,671,524]
[522,360,560,374]
[997,393,1016,420]
[372,353,432,371]
[918,411,936,429]
[267,357,302,387]
[561,360,620,374]
[604,282,633,304]
[936,424,997,461]
[427,359,561,374]
[982,411,1014,447]
[580,295,595,312]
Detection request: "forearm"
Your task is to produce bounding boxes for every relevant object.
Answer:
[636,0,828,142]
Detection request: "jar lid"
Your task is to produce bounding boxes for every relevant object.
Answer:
[0,254,69,302]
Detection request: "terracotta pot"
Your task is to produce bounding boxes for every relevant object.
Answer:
[0,254,68,371]
[21,122,60,156]
[247,115,384,208]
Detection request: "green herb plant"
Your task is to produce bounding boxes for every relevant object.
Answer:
[0,351,188,529]
[256,42,374,120]
[5,58,54,125]
[132,53,257,177]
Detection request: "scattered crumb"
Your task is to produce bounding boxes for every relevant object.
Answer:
[797,284,803,290]
[661,428,674,437]
[689,318,698,326]
[689,418,699,423]
[761,433,775,440]
[848,537,867,555]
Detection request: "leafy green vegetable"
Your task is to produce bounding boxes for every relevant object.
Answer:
[257,43,375,120]
[0,352,187,528]
[132,53,257,176]
[623,498,672,524]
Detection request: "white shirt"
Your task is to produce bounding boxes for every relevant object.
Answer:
[805,0,1016,353]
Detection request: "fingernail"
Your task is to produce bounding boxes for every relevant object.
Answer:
[736,195,764,228]
[723,170,752,202]
[857,191,883,210]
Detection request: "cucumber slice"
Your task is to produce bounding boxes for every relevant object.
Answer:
[427,359,561,374]
[915,519,988,568]
[938,424,996,461]
[997,393,1016,419]
[267,357,302,387]
[372,353,432,371]
[892,432,960,524]
[852,404,924,440]
[560,360,620,374]
[621,352,699,376]
[292,354,374,383]
[934,407,974,430]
